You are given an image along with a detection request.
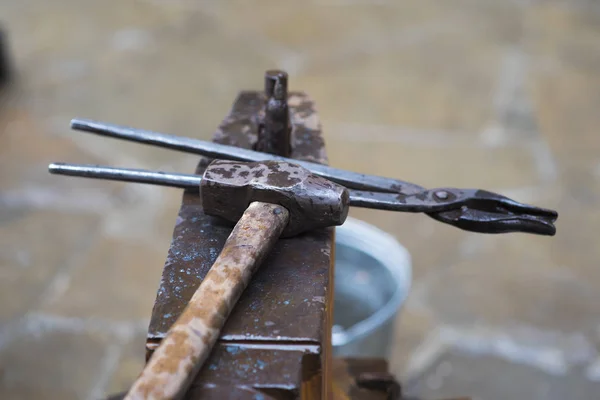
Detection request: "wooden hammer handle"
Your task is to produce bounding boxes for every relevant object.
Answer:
[125,201,289,400]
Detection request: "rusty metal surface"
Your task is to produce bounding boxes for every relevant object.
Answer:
[187,343,320,399]
[211,90,328,165]
[148,90,331,342]
[128,202,289,399]
[145,90,333,399]
[256,70,291,157]
[110,355,467,400]
[201,159,349,237]
[110,344,319,400]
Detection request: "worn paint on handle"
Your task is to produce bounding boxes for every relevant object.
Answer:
[125,201,289,400]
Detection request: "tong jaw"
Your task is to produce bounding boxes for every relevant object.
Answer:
[427,189,558,236]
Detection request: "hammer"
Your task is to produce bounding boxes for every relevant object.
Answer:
[49,159,349,399]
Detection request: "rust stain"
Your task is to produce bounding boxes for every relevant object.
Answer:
[187,303,212,324]
[220,264,243,283]
[152,329,193,375]
[207,271,226,285]
[135,376,163,400]
[215,300,230,320]
[230,278,247,295]
[176,309,194,326]
[201,331,211,345]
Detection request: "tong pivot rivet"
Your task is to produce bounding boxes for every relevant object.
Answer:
[434,190,449,200]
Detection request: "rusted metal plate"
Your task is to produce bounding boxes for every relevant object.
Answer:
[145,90,333,399]
[187,343,320,397]
[147,90,331,342]
[108,343,319,400]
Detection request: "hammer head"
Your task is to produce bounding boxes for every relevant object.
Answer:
[201,160,349,237]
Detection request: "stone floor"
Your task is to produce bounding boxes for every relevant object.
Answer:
[1,1,600,399]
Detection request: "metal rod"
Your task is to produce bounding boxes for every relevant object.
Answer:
[48,163,202,190]
[258,70,291,157]
[70,118,425,195]
[47,163,419,211]
[47,163,428,213]
[48,163,557,235]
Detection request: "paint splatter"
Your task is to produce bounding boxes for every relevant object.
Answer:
[226,345,241,355]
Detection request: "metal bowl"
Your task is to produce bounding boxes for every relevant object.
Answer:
[332,217,412,358]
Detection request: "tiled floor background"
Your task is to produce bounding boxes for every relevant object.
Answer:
[1,1,599,399]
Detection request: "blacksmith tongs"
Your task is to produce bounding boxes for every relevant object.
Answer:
[53,119,558,236]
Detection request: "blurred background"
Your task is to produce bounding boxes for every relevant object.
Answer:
[1,1,599,399]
